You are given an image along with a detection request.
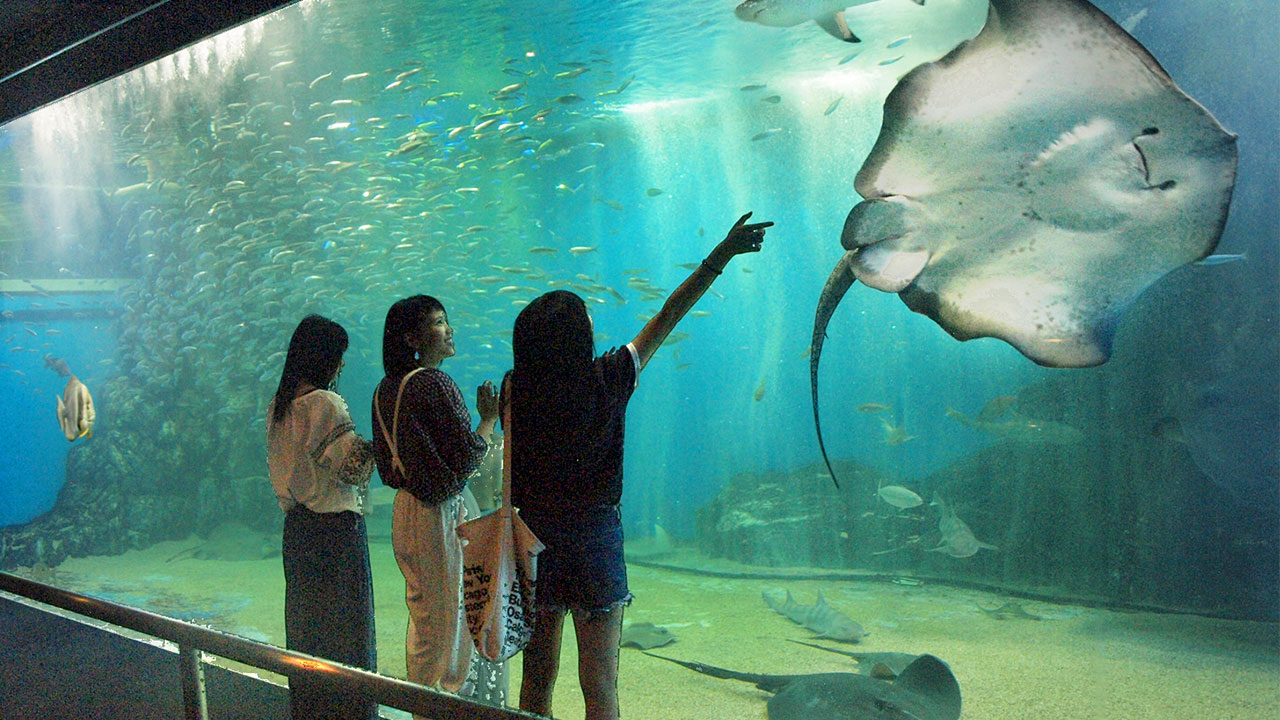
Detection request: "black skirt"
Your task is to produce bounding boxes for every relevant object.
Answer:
[282,506,377,720]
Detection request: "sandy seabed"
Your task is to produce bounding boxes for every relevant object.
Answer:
[37,538,1280,720]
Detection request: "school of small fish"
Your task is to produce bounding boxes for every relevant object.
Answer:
[50,44,729,437]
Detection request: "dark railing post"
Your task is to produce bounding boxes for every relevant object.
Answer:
[179,643,209,720]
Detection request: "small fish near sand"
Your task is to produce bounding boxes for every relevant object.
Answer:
[763,590,867,642]
[621,621,676,650]
[645,651,961,720]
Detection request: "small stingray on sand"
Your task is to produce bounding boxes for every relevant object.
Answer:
[978,601,1043,621]
[166,523,279,562]
[621,622,676,650]
[764,590,868,642]
[645,651,962,720]
[788,639,920,679]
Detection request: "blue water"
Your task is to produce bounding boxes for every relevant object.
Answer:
[0,295,117,525]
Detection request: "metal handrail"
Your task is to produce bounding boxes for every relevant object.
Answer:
[0,571,545,720]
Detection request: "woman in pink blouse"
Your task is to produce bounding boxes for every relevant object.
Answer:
[266,314,377,720]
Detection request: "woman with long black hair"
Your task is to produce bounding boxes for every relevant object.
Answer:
[508,212,771,720]
[266,314,377,720]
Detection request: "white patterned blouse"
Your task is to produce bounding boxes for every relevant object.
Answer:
[267,389,374,514]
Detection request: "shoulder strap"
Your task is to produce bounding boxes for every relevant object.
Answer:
[374,368,425,478]
[502,396,512,508]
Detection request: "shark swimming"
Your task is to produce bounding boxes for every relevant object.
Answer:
[734,0,926,44]
[930,495,997,559]
[944,396,1085,445]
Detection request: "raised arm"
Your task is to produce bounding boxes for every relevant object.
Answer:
[631,212,773,370]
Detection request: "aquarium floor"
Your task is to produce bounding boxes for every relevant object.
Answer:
[28,538,1278,720]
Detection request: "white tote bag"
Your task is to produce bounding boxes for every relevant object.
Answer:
[457,403,544,662]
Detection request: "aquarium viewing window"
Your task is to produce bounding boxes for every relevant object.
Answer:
[1,1,1276,719]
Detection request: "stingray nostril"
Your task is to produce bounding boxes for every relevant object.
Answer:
[1140,126,1160,136]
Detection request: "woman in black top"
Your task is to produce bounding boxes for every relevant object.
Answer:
[507,213,772,720]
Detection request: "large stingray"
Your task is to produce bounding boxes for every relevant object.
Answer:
[645,651,961,720]
[811,0,1238,486]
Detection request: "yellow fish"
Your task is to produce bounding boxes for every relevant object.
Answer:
[753,378,766,402]
[57,375,95,441]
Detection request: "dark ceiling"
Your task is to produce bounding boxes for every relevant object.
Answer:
[0,0,297,125]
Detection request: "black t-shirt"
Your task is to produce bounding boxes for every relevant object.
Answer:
[511,344,639,511]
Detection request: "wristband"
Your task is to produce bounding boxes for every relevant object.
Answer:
[700,260,722,276]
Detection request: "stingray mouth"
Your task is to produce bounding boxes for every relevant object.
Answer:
[1133,143,1178,191]
[1132,127,1178,191]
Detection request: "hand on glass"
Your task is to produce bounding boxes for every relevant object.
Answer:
[476,380,498,422]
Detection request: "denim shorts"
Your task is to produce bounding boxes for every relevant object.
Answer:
[519,504,632,618]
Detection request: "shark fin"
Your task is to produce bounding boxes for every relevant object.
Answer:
[814,11,860,43]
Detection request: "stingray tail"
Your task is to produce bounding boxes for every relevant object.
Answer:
[642,652,792,694]
[812,252,858,489]
[787,638,862,660]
